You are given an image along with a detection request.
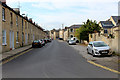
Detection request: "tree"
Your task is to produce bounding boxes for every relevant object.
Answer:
[75,19,101,42]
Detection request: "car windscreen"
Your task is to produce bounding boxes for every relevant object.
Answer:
[93,42,108,47]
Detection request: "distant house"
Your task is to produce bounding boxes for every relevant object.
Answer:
[99,21,114,34]
[110,16,120,26]
[68,25,82,38]
[99,16,120,36]
[59,29,64,40]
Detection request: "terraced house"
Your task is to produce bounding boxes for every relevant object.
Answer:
[0,1,47,53]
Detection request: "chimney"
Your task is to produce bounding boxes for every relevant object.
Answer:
[0,0,6,4]
[13,8,20,14]
[29,18,33,23]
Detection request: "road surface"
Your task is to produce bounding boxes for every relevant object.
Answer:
[2,40,118,78]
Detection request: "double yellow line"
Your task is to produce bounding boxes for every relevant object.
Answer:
[0,49,33,65]
[88,60,120,74]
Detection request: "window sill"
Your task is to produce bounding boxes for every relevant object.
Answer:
[2,43,7,46]
[2,19,6,22]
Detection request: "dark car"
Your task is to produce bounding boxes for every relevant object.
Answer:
[32,40,42,48]
[47,39,52,42]
[44,39,48,43]
[40,40,45,46]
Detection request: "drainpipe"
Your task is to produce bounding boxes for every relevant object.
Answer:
[0,3,2,54]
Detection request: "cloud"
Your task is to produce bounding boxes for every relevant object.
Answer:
[6,0,119,30]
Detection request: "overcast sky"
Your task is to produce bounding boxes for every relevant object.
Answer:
[7,0,119,30]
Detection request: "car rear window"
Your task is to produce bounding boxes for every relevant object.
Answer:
[33,41,39,43]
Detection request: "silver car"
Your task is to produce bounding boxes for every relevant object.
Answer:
[68,40,76,45]
[87,41,112,56]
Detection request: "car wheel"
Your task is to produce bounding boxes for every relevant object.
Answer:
[92,51,96,57]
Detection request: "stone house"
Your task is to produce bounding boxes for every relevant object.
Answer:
[49,29,59,40]
[59,29,64,40]
[0,1,47,53]
[68,25,82,38]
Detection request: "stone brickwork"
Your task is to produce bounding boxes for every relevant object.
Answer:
[0,3,47,53]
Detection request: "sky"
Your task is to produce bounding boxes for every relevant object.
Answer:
[6,0,119,30]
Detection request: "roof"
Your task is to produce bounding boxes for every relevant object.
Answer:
[111,16,120,24]
[100,21,114,28]
[69,25,82,29]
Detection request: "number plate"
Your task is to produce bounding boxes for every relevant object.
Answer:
[102,51,108,53]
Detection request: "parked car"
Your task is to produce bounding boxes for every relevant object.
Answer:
[47,39,51,42]
[67,38,71,43]
[87,41,112,57]
[32,40,42,48]
[68,40,76,45]
[39,40,45,46]
[44,39,48,43]
[71,37,79,43]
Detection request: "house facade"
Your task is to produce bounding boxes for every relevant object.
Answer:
[49,29,59,40]
[0,2,47,53]
[59,29,64,40]
[99,16,120,36]
[63,27,69,41]
[68,25,82,38]
[0,3,2,53]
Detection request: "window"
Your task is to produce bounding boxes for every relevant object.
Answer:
[2,8,5,20]
[16,32,19,43]
[10,13,13,26]
[70,29,73,32]
[70,35,73,38]
[104,29,108,34]
[16,16,18,26]
[25,21,27,29]
[22,19,23,30]
[2,30,7,45]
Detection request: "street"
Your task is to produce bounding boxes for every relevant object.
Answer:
[2,40,118,78]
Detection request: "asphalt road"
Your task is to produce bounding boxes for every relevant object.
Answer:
[2,40,118,78]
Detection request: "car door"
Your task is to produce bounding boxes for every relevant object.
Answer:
[88,43,93,54]
[89,44,93,54]
[88,42,92,53]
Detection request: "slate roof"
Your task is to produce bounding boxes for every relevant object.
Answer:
[100,21,114,28]
[112,16,120,24]
[69,25,82,29]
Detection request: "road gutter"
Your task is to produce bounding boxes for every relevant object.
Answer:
[0,48,33,65]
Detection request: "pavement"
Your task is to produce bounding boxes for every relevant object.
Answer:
[1,45,32,62]
[65,41,119,71]
[2,40,118,78]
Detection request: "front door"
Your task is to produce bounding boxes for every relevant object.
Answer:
[9,31,12,50]
[9,31,14,50]
[12,31,14,50]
